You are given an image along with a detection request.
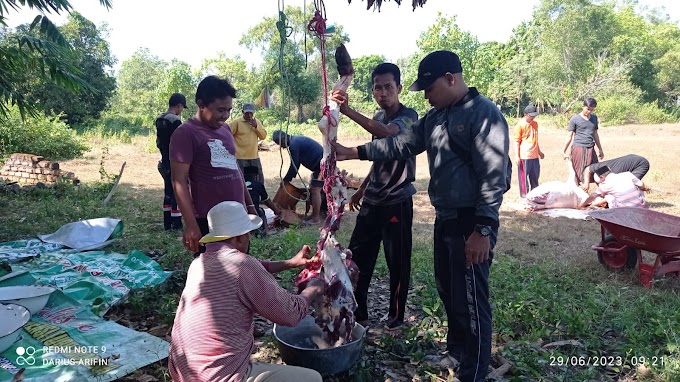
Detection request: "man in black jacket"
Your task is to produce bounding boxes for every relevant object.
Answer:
[334,51,509,382]
[156,93,186,230]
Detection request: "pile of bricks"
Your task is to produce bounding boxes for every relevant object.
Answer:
[0,153,79,185]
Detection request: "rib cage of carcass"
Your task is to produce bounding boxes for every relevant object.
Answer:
[294,44,359,347]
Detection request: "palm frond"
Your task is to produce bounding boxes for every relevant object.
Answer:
[17,35,88,90]
[0,47,37,119]
[30,15,68,46]
[0,0,112,121]
[0,0,111,26]
[1,23,90,120]
[1,0,71,17]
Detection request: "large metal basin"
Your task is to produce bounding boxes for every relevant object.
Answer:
[273,315,366,376]
[0,285,55,315]
[0,303,31,353]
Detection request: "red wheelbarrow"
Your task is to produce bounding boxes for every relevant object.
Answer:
[590,208,680,287]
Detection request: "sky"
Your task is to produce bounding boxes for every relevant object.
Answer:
[5,0,680,73]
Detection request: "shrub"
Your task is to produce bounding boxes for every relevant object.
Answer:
[637,103,678,124]
[596,95,639,125]
[0,105,88,161]
[596,96,675,125]
[75,111,151,139]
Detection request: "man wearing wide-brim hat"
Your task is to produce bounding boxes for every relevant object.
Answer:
[168,201,325,382]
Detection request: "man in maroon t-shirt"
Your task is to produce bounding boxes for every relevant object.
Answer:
[170,76,257,255]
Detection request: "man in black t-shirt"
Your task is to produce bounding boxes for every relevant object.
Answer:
[331,63,417,329]
[581,154,650,191]
[156,93,186,230]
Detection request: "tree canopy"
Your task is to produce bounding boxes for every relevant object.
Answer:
[0,0,112,120]
[240,4,349,122]
[2,12,116,124]
[3,0,680,129]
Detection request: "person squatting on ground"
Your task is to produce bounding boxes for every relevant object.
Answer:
[242,165,281,236]
[563,97,604,186]
[330,62,418,329]
[170,76,258,257]
[513,104,544,197]
[229,102,267,183]
[156,92,186,230]
[271,130,325,224]
[333,50,509,382]
[584,165,650,208]
[168,201,324,382]
[581,154,650,192]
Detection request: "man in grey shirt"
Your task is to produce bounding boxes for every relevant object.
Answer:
[331,63,418,329]
[334,51,509,382]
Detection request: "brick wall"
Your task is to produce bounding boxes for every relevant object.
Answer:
[0,153,79,185]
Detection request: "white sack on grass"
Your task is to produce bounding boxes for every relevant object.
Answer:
[39,218,122,251]
[524,181,590,210]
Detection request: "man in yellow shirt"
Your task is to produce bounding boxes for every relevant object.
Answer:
[513,104,544,197]
[229,103,267,183]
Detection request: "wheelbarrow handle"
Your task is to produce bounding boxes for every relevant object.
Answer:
[591,245,628,254]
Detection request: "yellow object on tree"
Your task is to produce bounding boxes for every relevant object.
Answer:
[255,86,273,109]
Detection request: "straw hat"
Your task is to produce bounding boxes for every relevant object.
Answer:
[199,201,262,243]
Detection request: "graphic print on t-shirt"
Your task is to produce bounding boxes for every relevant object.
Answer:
[207,139,238,169]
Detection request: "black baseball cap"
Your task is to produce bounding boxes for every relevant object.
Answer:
[408,50,463,91]
[169,93,187,108]
[594,165,611,177]
[524,104,539,117]
[272,130,290,145]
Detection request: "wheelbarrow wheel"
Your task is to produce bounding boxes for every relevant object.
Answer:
[597,235,639,271]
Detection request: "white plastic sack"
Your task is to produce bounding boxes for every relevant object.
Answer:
[525,181,589,209]
[38,218,122,251]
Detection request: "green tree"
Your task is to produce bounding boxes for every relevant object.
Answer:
[0,0,112,120]
[351,55,386,102]
[401,14,500,116]
[488,54,532,117]
[493,0,643,114]
[8,12,116,124]
[156,59,198,116]
[113,48,167,118]
[239,5,349,122]
[414,14,500,96]
[530,0,621,109]
[655,45,680,106]
[201,53,259,111]
[339,54,386,117]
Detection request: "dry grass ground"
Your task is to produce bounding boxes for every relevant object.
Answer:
[69,121,680,272]
[45,121,680,381]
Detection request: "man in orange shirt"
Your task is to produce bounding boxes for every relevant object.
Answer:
[513,104,544,197]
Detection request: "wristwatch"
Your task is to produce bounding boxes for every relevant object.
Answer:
[474,224,492,237]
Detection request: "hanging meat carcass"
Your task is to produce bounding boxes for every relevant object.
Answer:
[295,44,359,347]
